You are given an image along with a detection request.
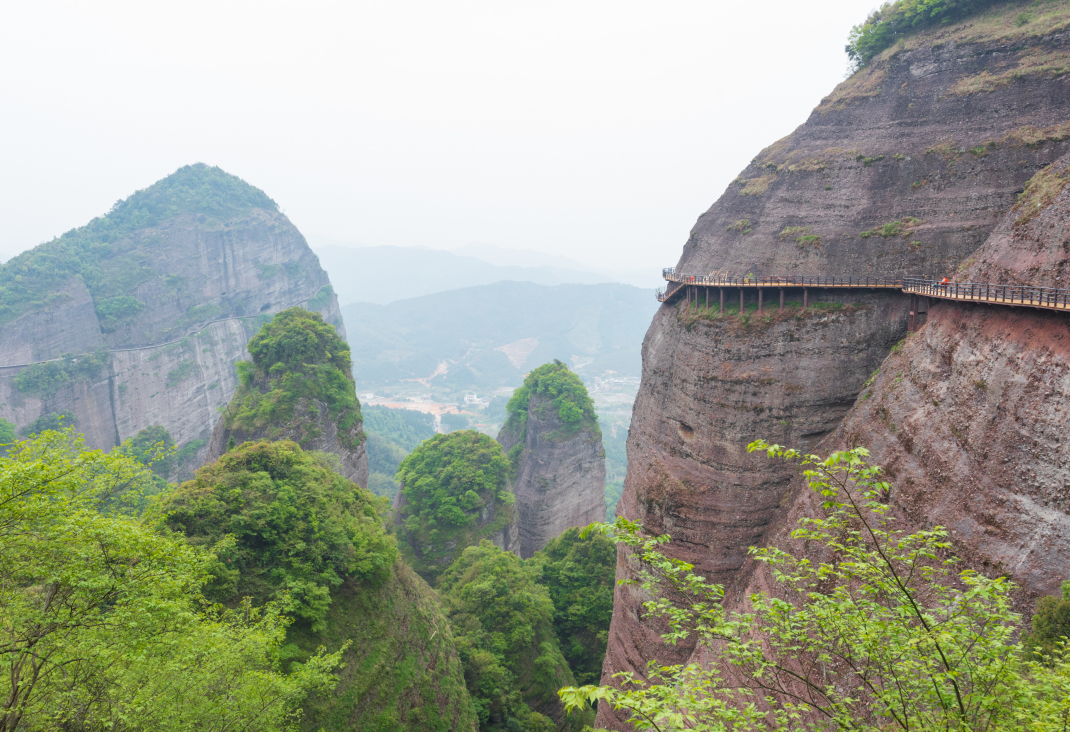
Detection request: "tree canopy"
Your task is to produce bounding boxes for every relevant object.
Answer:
[527,527,617,686]
[439,541,588,732]
[504,361,599,443]
[160,440,396,632]
[225,308,362,448]
[0,428,341,731]
[846,0,1001,68]
[395,430,516,582]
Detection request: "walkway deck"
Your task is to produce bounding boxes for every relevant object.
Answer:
[658,268,1070,315]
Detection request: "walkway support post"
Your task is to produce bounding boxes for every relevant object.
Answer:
[803,288,808,310]
[758,288,763,314]
[720,288,724,313]
[779,288,784,311]
[739,288,744,314]
[908,294,917,332]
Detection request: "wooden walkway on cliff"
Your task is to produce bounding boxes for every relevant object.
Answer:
[657,269,1070,329]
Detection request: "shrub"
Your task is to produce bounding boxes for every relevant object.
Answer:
[1,428,342,729]
[504,361,599,443]
[161,440,396,632]
[846,0,1002,69]
[13,349,108,399]
[95,295,145,331]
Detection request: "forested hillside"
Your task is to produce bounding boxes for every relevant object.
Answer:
[341,281,656,388]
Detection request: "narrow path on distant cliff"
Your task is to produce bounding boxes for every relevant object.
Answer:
[658,269,1070,317]
[0,315,255,370]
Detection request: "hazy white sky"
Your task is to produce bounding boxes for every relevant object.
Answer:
[1,0,869,270]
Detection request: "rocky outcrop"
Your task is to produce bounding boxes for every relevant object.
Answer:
[0,165,343,477]
[600,6,1070,728]
[498,393,606,558]
[206,396,369,487]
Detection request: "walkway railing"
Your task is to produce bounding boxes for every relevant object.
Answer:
[658,270,1070,314]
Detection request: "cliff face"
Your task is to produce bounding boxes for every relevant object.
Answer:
[601,5,1070,727]
[498,394,606,558]
[0,165,343,475]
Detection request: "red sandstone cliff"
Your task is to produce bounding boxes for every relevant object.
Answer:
[600,5,1070,728]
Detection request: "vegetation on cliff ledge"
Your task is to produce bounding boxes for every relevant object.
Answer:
[395,430,516,583]
[847,0,1002,67]
[161,440,395,632]
[225,307,363,449]
[0,163,277,326]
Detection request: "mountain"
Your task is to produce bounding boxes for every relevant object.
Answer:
[497,362,606,558]
[599,3,1070,728]
[341,281,658,388]
[0,164,343,475]
[312,244,655,305]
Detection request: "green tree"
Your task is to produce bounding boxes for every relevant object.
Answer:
[563,441,1070,730]
[18,412,72,437]
[504,361,598,437]
[846,0,1000,68]
[0,419,15,455]
[362,404,436,451]
[395,430,516,583]
[161,440,396,633]
[225,307,363,449]
[527,527,616,685]
[440,541,589,732]
[0,427,342,731]
[119,424,175,476]
[1025,581,1070,660]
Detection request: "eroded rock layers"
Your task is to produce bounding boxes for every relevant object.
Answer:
[601,11,1070,729]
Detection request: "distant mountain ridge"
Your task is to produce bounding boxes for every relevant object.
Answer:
[313,244,657,305]
[341,281,657,388]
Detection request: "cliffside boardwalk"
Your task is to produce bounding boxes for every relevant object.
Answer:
[658,269,1070,327]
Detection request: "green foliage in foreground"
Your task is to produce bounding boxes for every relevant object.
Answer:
[396,430,516,583]
[0,428,342,731]
[0,163,276,326]
[846,0,1000,68]
[161,440,396,633]
[0,419,16,453]
[366,433,408,499]
[19,412,74,437]
[440,541,590,732]
[527,528,616,686]
[226,308,363,449]
[13,348,108,399]
[563,441,1070,730]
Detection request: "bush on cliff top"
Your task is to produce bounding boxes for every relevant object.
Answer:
[504,360,599,442]
[395,430,516,583]
[847,0,1002,68]
[439,540,588,732]
[225,307,362,448]
[0,163,276,326]
[160,440,396,632]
